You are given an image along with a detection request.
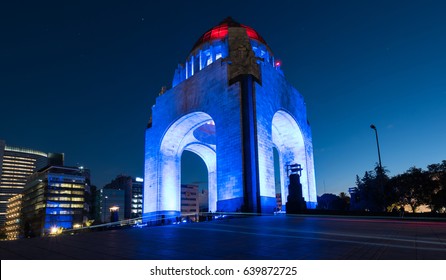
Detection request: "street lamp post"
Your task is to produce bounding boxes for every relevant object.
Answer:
[370,124,384,210]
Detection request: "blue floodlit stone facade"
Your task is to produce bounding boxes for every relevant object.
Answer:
[144,18,316,221]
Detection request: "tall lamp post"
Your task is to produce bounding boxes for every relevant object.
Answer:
[370,124,384,210]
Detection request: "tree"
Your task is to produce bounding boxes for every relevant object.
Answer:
[339,192,350,208]
[427,160,446,189]
[353,160,445,214]
[431,189,446,213]
[428,160,446,212]
[353,165,389,212]
[388,167,436,213]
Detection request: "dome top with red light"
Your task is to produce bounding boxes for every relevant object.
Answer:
[172,17,281,88]
[191,17,268,51]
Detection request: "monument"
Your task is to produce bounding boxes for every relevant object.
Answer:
[143,18,317,222]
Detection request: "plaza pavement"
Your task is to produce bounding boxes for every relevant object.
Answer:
[1,214,446,260]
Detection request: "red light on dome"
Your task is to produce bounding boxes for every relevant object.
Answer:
[244,27,260,41]
[191,20,267,51]
[275,61,281,67]
[210,26,228,40]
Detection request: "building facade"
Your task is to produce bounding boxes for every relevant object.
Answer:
[97,188,125,223]
[143,18,317,221]
[131,177,143,220]
[0,140,63,225]
[96,175,143,223]
[5,194,22,240]
[181,184,199,217]
[21,166,90,237]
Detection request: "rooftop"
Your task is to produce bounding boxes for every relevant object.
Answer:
[191,17,267,52]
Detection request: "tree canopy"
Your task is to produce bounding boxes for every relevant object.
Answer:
[350,160,445,213]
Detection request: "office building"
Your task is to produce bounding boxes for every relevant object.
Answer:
[131,177,143,220]
[181,184,199,217]
[0,140,63,225]
[4,194,22,240]
[97,175,143,223]
[97,188,125,223]
[21,166,90,237]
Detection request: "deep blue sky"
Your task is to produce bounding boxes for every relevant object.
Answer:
[1,0,445,195]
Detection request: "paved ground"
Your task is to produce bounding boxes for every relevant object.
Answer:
[1,215,446,260]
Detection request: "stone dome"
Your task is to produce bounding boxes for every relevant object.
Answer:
[172,17,279,88]
[191,17,267,52]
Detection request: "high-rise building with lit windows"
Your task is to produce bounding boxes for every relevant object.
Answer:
[131,177,143,220]
[181,184,199,218]
[5,194,23,240]
[21,166,90,237]
[96,175,143,224]
[0,140,63,225]
[97,188,125,223]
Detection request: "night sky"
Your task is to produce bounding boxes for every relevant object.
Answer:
[1,0,445,195]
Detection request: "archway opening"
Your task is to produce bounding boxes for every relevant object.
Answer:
[181,150,209,221]
[155,112,217,219]
[272,110,308,205]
